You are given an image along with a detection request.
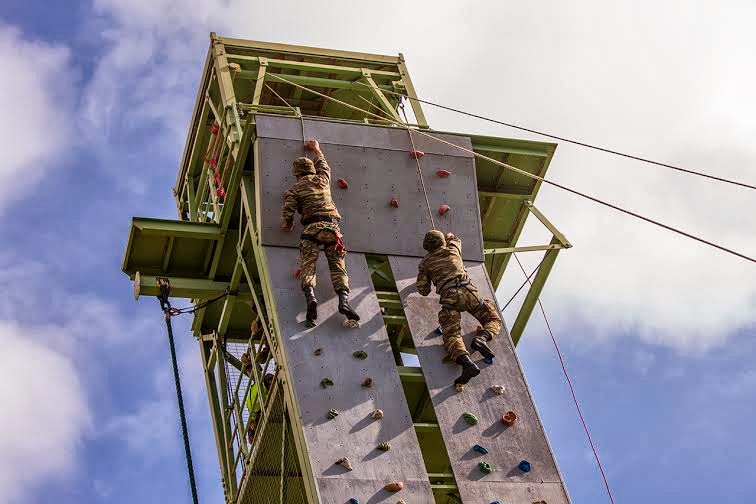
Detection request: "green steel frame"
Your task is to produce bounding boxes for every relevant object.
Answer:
[121,33,569,504]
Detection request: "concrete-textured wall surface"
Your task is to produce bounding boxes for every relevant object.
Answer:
[390,257,570,504]
[256,115,484,261]
[265,246,435,503]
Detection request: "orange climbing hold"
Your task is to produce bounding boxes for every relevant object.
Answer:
[501,411,517,426]
[438,204,451,216]
[409,150,425,159]
[384,482,404,492]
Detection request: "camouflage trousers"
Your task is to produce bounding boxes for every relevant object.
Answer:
[438,285,502,362]
[299,222,349,292]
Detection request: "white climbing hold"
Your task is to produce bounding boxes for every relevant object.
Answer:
[371,409,384,419]
[342,319,360,329]
[490,385,506,395]
[455,383,465,393]
[336,457,353,471]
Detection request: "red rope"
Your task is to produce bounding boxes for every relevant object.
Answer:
[513,254,616,504]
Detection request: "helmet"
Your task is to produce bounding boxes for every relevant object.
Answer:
[292,157,315,177]
[423,230,446,251]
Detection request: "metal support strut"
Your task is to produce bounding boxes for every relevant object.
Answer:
[157,278,200,504]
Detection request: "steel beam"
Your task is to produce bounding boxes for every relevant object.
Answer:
[132,272,252,300]
[509,236,562,346]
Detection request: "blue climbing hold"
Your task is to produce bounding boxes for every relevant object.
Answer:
[518,460,531,472]
[349,499,359,504]
[434,326,443,335]
[484,357,494,365]
[473,444,489,455]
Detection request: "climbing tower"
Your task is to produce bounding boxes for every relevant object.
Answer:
[122,34,572,504]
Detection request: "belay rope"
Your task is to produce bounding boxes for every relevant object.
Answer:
[156,278,230,504]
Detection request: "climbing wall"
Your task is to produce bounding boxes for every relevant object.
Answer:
[389,257,571,504]
[264,246,436,503]
[255,114,485,261]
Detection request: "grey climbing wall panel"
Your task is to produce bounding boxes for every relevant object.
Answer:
[389,257,570,504]
[255,114,484,261]
[264,245,435,504]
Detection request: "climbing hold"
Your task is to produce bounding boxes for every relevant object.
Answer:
[361,377,373,388]
[384,481,404,492]
[371,409,384,419]
[327,409,339,420]
[490,502,502,504]
[320,377,334,389]
[490,385,506,395]
[438,204,451,216]
[518,460,532,473]
[463,412,478,425]
[305,319,316,328]
[397,501,407,504]
[294,268,301,278]
[409,150,424,159]
[436,169,451,178]
[434,326,443,335]
[501,411,517,426]
[532,501,547,504]
[337,178,348,189]
[454,383,465,392]
[473,444,489,455]
[479,461,493,474]
[342,319,360,329]
[348,499,359,504]
[484,357,494,365]
[314,348,322,356]
[390,197,399,208]
[377,442,391,451]
[336,457,353,471]
[353,350,368,360]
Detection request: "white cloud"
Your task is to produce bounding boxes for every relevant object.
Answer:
[0,322,91,504]
[79,0,756,353]
[0,25,75,216]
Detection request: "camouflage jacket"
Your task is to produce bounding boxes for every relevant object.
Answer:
[417,235,469,296]
[281,153,341,227]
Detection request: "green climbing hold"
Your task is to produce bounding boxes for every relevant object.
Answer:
[377,442,391,451]
[320,377,334,389]
[327,409,339,419]
[353,350,368,360]
[479,461,493,474]
[463,412,478,425]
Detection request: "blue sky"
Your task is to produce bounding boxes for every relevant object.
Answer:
[0,1,754,503]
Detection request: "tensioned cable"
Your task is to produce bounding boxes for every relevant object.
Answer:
[501,254,548,311]
[513,255,616,504]
[406,127,437,229]
[265,83,306,150]
[267,73,755,265]
[358,82,756,192]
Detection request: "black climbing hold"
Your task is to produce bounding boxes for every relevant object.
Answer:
[327,409,339,420]
[518,460,531,472]
[320,377,334,388]
[314,348,322,356]
[473,444,489,455]
[434,326,443,335]
[349,499,359,504]
[377,442,391,451]
[484,357,494,365]
[361,377,373,388]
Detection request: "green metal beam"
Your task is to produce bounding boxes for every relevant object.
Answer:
[226,54,400,79]
[131,217,222,239]
[509,236,562,346]
[132,272,252,300]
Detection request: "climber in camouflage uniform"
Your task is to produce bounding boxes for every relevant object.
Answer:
[417,230,502,386]
[281,139,359,324]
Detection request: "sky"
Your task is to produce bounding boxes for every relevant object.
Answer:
[0,0,754,502]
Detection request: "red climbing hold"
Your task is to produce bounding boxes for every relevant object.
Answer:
[215,187,226,197]
[409,150,425,159]
[438,204,451,216]
[337,178,348,189]
[390,197,399,208]
[294,269,301,278]
[501,411,517,426]
[436,169,451,178]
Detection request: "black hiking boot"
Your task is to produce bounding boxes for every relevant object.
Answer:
[304,286,318,322]
[470,333,495,361]
[454,355,480,386]
[337,290,360,321]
